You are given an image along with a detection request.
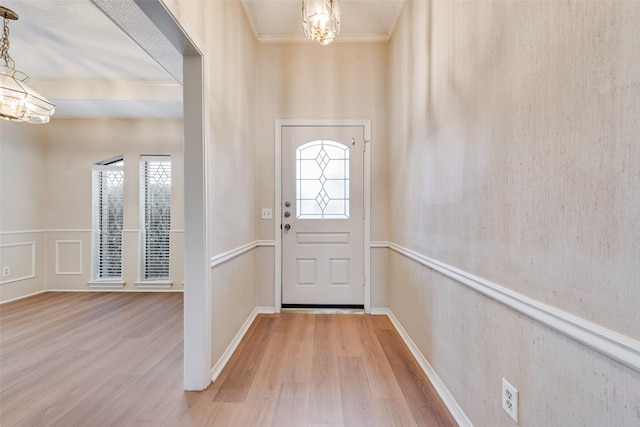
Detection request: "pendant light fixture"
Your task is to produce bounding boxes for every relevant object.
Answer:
[0,6,55,124]
[302,0,340,46]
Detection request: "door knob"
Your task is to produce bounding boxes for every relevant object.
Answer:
[284,224,291,230]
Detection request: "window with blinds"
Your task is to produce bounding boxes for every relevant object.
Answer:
[140,156,171,280]
[92,158,124,279]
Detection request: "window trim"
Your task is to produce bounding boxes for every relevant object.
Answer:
[139,155,172,284]
[90,157,124,283]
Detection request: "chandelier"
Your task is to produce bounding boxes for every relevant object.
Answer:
[0,6,55,124]
[302,0,340,46]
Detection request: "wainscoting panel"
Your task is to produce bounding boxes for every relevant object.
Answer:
[55,240,83,275]
[0,242,36,285]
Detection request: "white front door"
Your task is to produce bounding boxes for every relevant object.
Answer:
[281,126,365,306]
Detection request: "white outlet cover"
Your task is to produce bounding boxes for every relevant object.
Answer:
[502,378,519,424]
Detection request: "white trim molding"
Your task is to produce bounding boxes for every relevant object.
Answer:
[210,306,275,381]
[135,281,173,289]
[0,229,46,235]
[0,290,47,305]
[55,240,83,275]
[370,241,388,249]
[374,241,640,374]
[210,240,275,269]
[46,229,93,233]
[0,242,36,285]
[382,308,473,427]
[48,289,184,293]
[87,281,125,289]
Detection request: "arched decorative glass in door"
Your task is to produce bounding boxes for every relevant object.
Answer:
[296,139,350,219]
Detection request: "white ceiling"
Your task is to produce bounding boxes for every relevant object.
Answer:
[241,0,405,43]
[2,0,183,119]
[1,0,404,120]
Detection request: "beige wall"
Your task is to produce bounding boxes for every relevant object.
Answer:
[0,118,184,303]
[255,42,390,308]
[0,122,46,302]
[388,1,640,425]
[42,118,184,290]
[172,0,258,365]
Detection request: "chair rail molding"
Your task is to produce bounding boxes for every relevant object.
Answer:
[372,241,640,374]
[210,240,275,269]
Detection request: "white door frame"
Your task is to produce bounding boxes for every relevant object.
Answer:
[274,119,372,313]
[122,0,210,390]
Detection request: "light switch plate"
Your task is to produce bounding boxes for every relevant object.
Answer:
[261,208,272,219]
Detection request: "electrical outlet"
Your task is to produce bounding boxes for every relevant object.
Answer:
[261,208,272,219]
[502,378,519,423]
[2,267,10,277]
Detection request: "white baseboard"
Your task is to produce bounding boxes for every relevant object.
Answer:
[210,306,275,382]
[206,303,472,426]
[0,290,47,305]
[381,308,473,427]
[2,288,184,304]
[48,288,184,293]
[255,306,276,314]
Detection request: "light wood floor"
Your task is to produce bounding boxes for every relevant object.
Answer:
[0,292,456,426]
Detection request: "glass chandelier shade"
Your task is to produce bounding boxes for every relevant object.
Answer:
[302,0,340,46]
[0,6,55,124]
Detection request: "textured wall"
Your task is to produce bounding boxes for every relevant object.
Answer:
[254,42,389,308]
[388,0,640,425]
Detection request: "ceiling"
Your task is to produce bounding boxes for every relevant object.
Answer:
[1,0,404,120]
[241,0,405,43]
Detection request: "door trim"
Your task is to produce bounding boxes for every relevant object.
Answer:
[274,119,372,313]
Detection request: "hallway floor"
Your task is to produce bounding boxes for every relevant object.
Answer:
[0,292,456,426]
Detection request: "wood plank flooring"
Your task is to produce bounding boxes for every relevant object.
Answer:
[0,292,456,426]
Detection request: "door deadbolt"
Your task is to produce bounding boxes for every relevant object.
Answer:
[284,201,291,208]
[284,211,291,218]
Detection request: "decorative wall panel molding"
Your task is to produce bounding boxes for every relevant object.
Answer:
[55,240,83,275]
[0,242,36,285]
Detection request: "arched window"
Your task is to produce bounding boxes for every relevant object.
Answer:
[92,157,124,279]
[296,140,349,219]
[139,156,172,280]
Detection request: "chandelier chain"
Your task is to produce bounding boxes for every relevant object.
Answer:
[1,15,14,68]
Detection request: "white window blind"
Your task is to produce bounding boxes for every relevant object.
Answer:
[140,156,171,280]
[92,159,124,279]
